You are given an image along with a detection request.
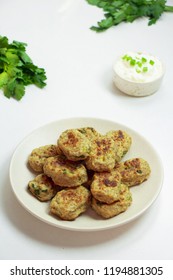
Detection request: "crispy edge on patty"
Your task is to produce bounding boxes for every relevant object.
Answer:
[77,127,100,140]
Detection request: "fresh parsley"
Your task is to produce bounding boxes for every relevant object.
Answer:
[0,36,47,100]
[86,0,173,32]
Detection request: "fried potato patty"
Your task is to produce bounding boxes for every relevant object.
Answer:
[85,135,116,172]
[106,130,132,162]
[115,158,151,187]
[28,144,58,172]
[91,170,122,204]
[91,184,132,219]
[43,155,88,187]
[50,185,91,220]
[58,129,91,161]
[28,174,58,202]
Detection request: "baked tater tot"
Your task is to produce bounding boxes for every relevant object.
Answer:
[91,170,122,204]
[43,155,88,187]
[115,158,151,187]
[50,185,91,220]
[28,174,58,202]
[106,130,132,162]
[58,129,91,161]
[28,144,57,172]
[91,184,132,219]
[85,135,116,172]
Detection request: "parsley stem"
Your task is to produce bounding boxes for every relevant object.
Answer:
[165,6,173,12]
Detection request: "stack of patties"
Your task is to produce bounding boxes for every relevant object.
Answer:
[27,126,151,221]
[84,129,133,218]
[90,170,132,219]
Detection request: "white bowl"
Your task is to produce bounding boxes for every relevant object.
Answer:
[113,52,165,97]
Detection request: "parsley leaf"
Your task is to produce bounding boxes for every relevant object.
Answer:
[86,0,173,32]
[0,36,47,100]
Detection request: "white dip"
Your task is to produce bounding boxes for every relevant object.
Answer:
[114,52,163,83]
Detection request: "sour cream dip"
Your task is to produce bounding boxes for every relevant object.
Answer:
[113,52,165,97]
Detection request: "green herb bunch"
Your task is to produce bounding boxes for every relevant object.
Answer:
[0,36,47,100]
[86,0,173,32]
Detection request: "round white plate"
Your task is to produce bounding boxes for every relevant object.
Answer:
[10,117,163,231]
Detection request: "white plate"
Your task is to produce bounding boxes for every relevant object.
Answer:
[9,117,163,231]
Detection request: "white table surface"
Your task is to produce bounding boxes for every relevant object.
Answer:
[0,0,173,260]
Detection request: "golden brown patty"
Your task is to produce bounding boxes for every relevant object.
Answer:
[28,174,58,202]
[85,135,116,172]
[43,155,88,187]
[91,170,122,204]
[115,158,151,187]
[106,130,132,162]
[28,144,58,172]
[91,184,132,219]
[58,129,91,161]
[50,185,91,220]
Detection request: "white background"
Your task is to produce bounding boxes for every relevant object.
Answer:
[0,0,173,260]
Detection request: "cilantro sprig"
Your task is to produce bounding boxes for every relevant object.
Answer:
[86,0,173,32]
[0,36,47,100]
